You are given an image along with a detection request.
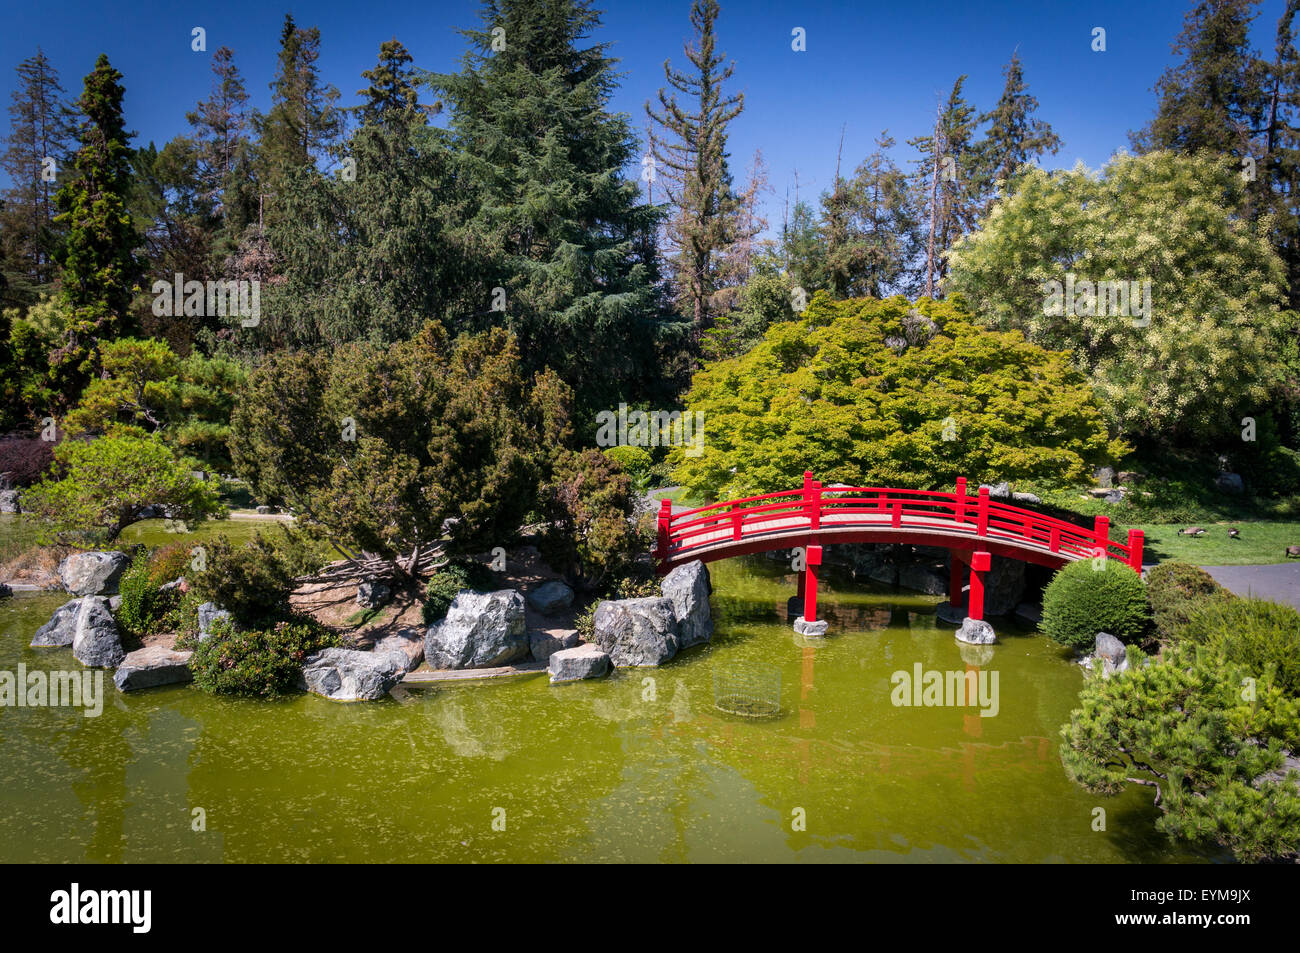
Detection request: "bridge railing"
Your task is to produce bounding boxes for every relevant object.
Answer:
[657,474,1143,571]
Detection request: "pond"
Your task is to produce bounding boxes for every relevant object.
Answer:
[0,551,1219,863]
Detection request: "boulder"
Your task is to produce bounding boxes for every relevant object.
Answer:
[526,579,575,616]
[592,597,680,667]
[356,580,390,609]
[255,505,273,515]
[955,617,996,645]
[793,616,829,637]
[897,562,947,596]
[424,589,529,669]
[114,646,193,692]
[0,489,20,513]
[299,647,405,701]
[529,628,580,663]
[659,560,713,649]
[1215,472,1245,494]
[371,630,425,673]
[979,481,1011,500]
[1011,491,1042,505]
[58,550,131,596]
[31,598,83,646]
[197,602,233,641]
[548,643,611,683]
[1103,489,1124,504]
[1116,471,1142,486]
[1093,632,1129,678]
[982,557,1026,618]
[1094,466,1116,488]
[72,596,125,668]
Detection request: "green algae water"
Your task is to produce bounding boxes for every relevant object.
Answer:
[0,554,1218,863]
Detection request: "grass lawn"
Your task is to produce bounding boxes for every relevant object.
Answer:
[1133,521,1300,566]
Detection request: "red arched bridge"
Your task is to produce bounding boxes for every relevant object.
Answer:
[654,473,1143,624]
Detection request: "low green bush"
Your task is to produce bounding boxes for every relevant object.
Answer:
[1179,597,1300,697]
[1145,562,1226,642]
[189,533,296,626]
[421,559,497,626]
[1041,558,1150,649]
[116,542,194,638]
[189,616,339,697]
[602,445,654,493]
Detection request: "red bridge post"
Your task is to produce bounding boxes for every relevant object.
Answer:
[968,551,991,621]
[976,484,990,537]
[656,498,672,563]
[803,544,823,622]
[1094,514,1110,562]
[1127,528,1144,574]
[954,477,967,524]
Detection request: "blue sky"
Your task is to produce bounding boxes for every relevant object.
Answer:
[1,0,1292,236]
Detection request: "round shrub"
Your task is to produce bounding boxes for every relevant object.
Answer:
[189,616,339,697]
[1041,558,1150,649]
[1145,561,1226,642]
[1179,597,1300,697]
[602,445,654,491]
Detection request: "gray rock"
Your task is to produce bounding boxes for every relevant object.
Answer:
[1094,466,1116,488]
[58,550,131,596]
[955,617,996,645]
[114,646,193,692]
[255,505,273,514]
[158,577,184,593]
[424,589,529,669]
[108,595,122,612]
[592,597,680,667]
[660,560,713,649]
[298,647,405,701]
[72,596,125,668]
[793,616,829,637]
[31,598,83,646]
[548,643,611,683]
[529,628,580,663]
[0,489,20,513]
[897,562,947,596]
[979,481,1011,500]
[1215,472,1245,494]
[526,579,575,616]
[1103,489,1124,504]
[1093,632,1129,678]
[1011,491,1042,505]
[356,580,390,609]
[372,630,425,673]
[1116,471,1142,485]
[197,602,233,641]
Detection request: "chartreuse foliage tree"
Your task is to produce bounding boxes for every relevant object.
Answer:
[670,294,1121,501]
[229,322,571,575]
[1061,642,1300,862]
[946,151,1290,441]
[22,432,224,544]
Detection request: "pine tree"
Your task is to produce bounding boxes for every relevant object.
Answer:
[254,15,343,224]
[51,53,141,405]
[908,76,980,296]
[356,39,423,126]
[1131,0,1268,157]
[973,52,1061,213]
[0,49,78,300]
[1265,0,1300,306]
[186,46,255,244]
[425,0,672,421]
[645,0,744,334]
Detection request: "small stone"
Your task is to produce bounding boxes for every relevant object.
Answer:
[793,616,829,637]
[529,628,580,663]
[1011,491,1041,505]
[979,482,1011,500]
[356,580,391,609]
[548,643,611,683]
[0,489,20,513]
[114,646,193,692]
[526,579,575,616]
[955,617,996,645]
[1093,632,1129,678]
[198,602,233,641]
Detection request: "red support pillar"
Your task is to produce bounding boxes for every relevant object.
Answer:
[655,498,672,565]
[976,485,990,537]
[1127,528,1144,574]
[803,544,823,622]
[1094,514,1110,562]
[968,551,991,621]
[954,477,967,525]
[948,555,966,608]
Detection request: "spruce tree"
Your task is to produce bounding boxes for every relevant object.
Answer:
[357,39,423,126]
[645,0,745,334]
[973,52,1061,214]
[1131,0,1268,156]
[52,53,140,405]
[186,46,255,247]
[425,0,672,421]
[1265,0,1300,306]
[0,49,78,300]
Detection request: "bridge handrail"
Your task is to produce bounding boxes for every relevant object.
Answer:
[656,475,1143,572]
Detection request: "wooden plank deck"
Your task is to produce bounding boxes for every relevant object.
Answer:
[402,661,549,684]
